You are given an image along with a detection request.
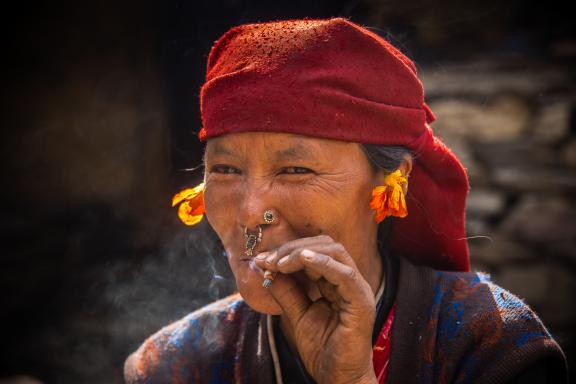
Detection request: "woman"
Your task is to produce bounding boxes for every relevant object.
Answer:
[124,18,567,383]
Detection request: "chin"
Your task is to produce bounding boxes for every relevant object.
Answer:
[239,285,283,315]
[230,259,283,315]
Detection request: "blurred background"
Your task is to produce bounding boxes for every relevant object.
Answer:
[2,0,575,383]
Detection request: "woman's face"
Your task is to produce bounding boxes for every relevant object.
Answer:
[203,132,383,314]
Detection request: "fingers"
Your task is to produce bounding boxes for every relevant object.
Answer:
[255,235,375,328]
[255,238,350,283]
[257,243,347,285]
[255,235,355,273]
[317,277,340,305]
[296,249,370,305]
[254,237,372,306]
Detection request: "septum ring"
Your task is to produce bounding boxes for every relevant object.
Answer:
[244,225,262,257]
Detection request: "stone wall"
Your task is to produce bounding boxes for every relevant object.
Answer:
[422,57,576,370]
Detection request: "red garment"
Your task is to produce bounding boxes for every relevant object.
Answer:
[198,18,470,272]
[373,303,396,383]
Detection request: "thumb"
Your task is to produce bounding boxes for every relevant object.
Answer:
[265,272,311,326]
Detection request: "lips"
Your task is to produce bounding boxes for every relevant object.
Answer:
[234,231,294,261]
[238,242,276,261]
[239,249,269,261]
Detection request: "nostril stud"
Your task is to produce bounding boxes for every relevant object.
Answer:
[264,209,275,224]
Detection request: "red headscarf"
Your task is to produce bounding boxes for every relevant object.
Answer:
[198,18,470,271]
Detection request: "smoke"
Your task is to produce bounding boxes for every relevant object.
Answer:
[41,219,240,383]
[105,218,236,341]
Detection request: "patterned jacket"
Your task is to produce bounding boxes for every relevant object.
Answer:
[124,258,567,383]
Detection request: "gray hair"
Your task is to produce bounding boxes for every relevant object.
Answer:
[361,144,411,173]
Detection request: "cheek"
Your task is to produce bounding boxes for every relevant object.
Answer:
[204,184,284,314]
[203,183,240,242]
[288,180,375,261]
[295,182,372,230]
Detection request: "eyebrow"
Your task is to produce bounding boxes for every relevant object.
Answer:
[208,143,235,157]
[273,145,316,162]
[207,142,317,162]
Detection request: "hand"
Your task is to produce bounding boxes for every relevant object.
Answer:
[254,235,378,384]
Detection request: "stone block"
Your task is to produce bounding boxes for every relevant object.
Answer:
[469,235,536,266]
[467,189,506,217]
[474,140,560,169]
[430,95,530,142]
[438,136,487,184]
[500,195,576,242]
[532,101,572,143]
[493,264,549,305]
[492,167,576,192]
[421,60,572,97]
[466,217,490,237]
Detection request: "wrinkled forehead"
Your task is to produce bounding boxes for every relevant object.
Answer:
[204,131,364,164]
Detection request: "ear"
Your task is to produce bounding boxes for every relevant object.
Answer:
[398,154,413,195]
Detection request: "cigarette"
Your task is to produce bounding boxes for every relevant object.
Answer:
[262,270,276,288]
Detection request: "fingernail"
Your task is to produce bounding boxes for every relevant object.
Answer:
[301,249,315,260]
[255,253,267,260]
[278,256,288,266]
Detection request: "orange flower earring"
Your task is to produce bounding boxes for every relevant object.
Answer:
[370,170,408,223]
[172,182,205,226]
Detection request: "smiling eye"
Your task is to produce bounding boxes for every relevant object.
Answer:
[210,165,241,174]
[281,167,313,174]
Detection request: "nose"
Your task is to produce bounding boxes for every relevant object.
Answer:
[237,180,279,233]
